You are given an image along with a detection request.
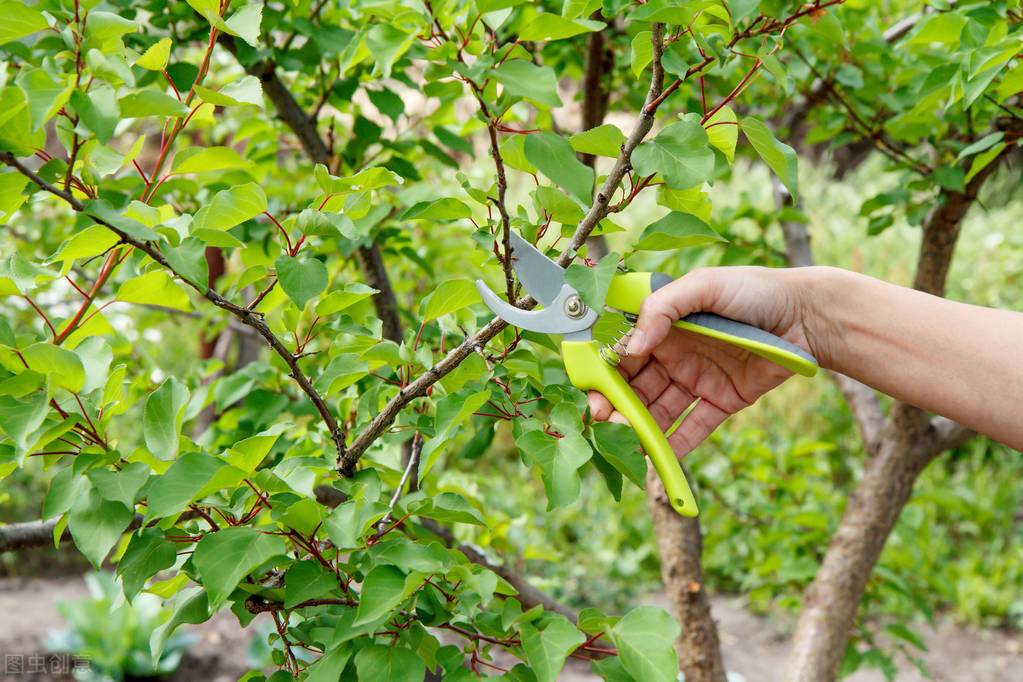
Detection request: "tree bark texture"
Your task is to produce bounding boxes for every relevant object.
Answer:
[646,468,727,682]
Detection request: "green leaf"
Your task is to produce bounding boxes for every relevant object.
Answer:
[354,644,425,682]
[0,172,29,221]
[401,198,473,221]
[68,486,133,568]
[0,1,48,45]
[325,498,389,550]
[17,68,74,131]
[136,37,172,70]
[524,132,594,203]
[516,429,592,510]
[305,646,354,682]
[0,392,48,460]
[119,90,190,118]
[630,31,653,78]
[193,526,287,609]
[906,12,967,46]
[591,421,647,488]
[569,124,626,158]
[118,528,177,599]
[964,143,1005,183]
[163,237,209,288]
[22,343,85,392]
[740,116,799,200]
[150,588,210,659]
[635,212,725,251]
[518,14,604,41]
[631,120,715,190]
[284,560,340,609]
[704,106,737,162]
[87,461,149,506]
[194,75,263,108]
[83,200,160,241]
[411,492,486,526]
[520,616,586,682]
[608,605,681,682]
[353,565,409,626]
[957,133,1003,162]
[656,185,712,223]
[493,60,562,107]
[420,388,492,469]
[117,270,192,311]
[420,278,481,322]
[315,283,378,316]
[172,146,251,174]
[275,255,328,310]
[191,182,267,233]
[225,423,287,472]
[146,452,245,519]
[143,377,190,460]
[365,24,414,79]
[223,4,262,46]
[563,251,619,310]
[70,84,120,144]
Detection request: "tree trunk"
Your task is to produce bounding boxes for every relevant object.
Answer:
[782,147,1004,682]
[579,19,615,261]
[647,468,727,682]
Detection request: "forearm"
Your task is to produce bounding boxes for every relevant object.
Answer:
[803,267,1023,449]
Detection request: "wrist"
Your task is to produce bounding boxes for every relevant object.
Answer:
[787,266,848,371]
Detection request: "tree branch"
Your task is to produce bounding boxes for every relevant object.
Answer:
[1,152,347,465]
[339,25,676,472]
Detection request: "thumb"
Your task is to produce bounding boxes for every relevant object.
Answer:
[626,269,721,357]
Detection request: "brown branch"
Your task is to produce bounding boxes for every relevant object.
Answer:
[244,595,357,614]
[1,152,347,465]
[339,25,673,471]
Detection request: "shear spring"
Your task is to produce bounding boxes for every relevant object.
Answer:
[599,311,638,367]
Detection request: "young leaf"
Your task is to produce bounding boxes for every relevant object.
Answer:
[275,255,328,310]
[194,75,264,108]
[563,251,620,310]
[143,377,190,460]
[136,37,172,70]
[569,124,626,158]
[608,605,681,682]
[631,120,715,190]
[119,90,191,118]
[171,146,251,174]
[493,60,562,107]
[117,270,192,311]
[704,105,738,162]
[524,132,594,203]
[70,84,120,144]
[740,116,799,200]
[21,343,85,392]
[191,182,267,231]
[635,212,725,251]
[420,278,481,322]
[192,526,287,609]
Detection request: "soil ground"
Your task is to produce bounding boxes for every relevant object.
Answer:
[0,575,1019,681]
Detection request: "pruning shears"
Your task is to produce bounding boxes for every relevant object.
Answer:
[476,232,818,516]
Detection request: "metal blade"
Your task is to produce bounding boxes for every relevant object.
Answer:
[475,280,596,337]
[508,231,566,306]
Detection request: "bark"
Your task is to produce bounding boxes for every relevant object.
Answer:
[579,18,615,260]
[782,147,1008,682]
[646,468,726,682]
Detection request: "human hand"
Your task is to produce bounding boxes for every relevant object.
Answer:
[588,266,822,457]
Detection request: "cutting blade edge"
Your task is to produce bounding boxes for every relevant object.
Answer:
[507,231,566,307]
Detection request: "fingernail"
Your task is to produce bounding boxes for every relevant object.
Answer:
[626,329,647,356]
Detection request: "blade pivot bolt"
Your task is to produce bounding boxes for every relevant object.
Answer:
[564,295,587,319]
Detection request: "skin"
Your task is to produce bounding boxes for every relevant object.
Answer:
[588,265,1023,454]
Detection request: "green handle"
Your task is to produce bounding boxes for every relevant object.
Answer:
[562,339,698,517]
[605,272,819,377]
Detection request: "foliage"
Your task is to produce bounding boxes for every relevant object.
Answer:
[46,571,195,681]
[0,0,1020,679]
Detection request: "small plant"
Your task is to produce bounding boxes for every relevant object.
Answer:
[46,572,195,682]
